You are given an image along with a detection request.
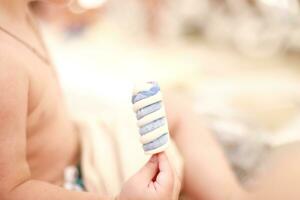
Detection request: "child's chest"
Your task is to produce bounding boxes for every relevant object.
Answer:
[27,57,60,118]
[25,55,70,140]
[0,27,63,126]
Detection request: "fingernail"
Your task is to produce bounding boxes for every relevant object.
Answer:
[150,155,158,163]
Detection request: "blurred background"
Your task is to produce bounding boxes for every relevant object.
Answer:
[34,0,300,186]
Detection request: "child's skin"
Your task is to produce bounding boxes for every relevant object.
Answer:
[2,1,300,200]
[0,1,179,199]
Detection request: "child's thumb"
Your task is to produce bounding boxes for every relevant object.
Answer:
[135,155,159,182]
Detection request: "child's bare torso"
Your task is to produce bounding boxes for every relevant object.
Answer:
[0,27,79,185]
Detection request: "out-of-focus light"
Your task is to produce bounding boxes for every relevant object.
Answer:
[78,0,107,9]
[258,0,300,18]
[260,0,289,9]
[68,0,106,13]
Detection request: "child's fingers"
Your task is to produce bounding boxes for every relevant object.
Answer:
[135,154,159,183]
[156,152,174,189]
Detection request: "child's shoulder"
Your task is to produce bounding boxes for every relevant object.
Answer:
[0,45,29,118]
[0,34,35,110]
[0,33,31,76]
[0,30,59,110]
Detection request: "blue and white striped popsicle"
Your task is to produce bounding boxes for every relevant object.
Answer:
[132,82,170,154]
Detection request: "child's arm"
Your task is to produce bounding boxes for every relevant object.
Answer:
[164,91,300,200]
[8,154,179,200]
[0,66,107,200]
[245,143,300,200]
[8,180,108,200]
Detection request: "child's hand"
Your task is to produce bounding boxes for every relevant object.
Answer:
[117,153,181,200]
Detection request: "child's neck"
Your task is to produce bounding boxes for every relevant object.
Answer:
[0,0,31,26]
[0,0,49,63]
